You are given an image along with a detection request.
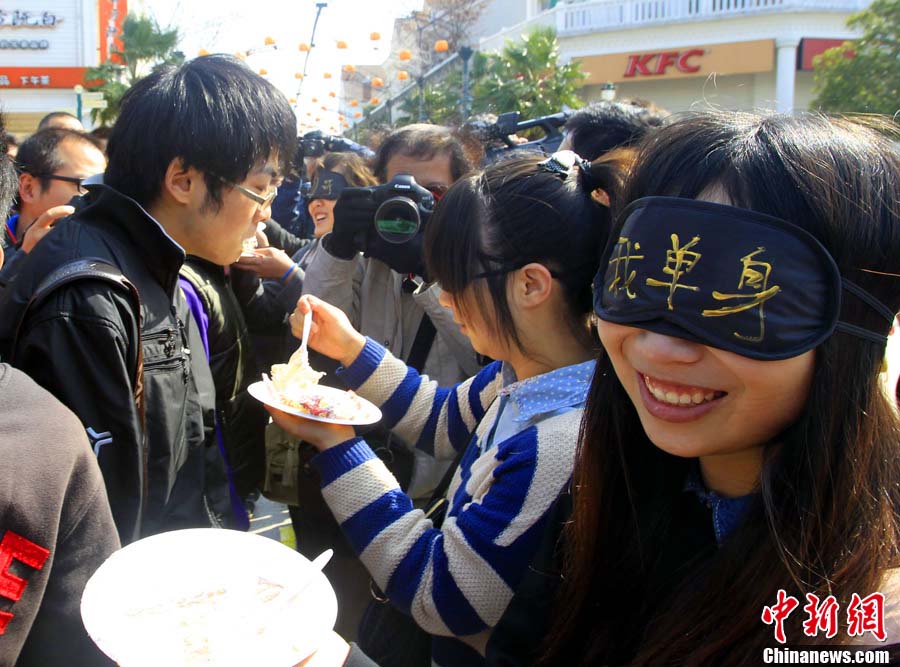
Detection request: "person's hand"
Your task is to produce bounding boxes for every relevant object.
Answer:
[266,405,355,452]
[233,247,294,279]
[289,295,365,367]
[21,205,75,254]
[255,226,270,248]
[324,187,375,259]
[292,630,351,666]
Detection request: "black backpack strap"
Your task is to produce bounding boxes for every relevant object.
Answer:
[406,313,436,373]
[12,258,145,427]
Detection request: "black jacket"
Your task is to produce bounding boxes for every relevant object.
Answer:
[0,184,213,544]
[0,364,119,667]
[180,257,268,497]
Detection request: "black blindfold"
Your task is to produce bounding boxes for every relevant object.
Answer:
[594,197,894,360]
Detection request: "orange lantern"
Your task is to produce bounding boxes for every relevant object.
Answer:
[328,91,336,98]
[264,36,276,46]
[370,97,380,105]
[397,70,410,81]
[289,97,297,103]
[235,52,246,60]
[298,43,310,52]
[306,112,312,117]
[338,115,345,121]
[311,97,318,103]
[315,117,321,121]
[294,72,304,79]
[354,111,362,118]
[350,100,359,107]
[343,122,350,128]
[344,64,356,73]
[434,39,449,53]
[370,32,381,41]
[336,40,348,49]
[321,106,327,111]
[259,68,268,75]
[198,48,210,57]
[371,77,384,88]
[323,72,333,79]
[398,49,413,61]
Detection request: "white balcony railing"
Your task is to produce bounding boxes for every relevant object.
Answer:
[479,0,868,50]
[558,0,866,33]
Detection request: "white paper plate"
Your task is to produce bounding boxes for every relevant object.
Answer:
[248,380,382,426]
[81,529,337,667]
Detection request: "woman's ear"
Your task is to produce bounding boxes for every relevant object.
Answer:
[514,263,555,309]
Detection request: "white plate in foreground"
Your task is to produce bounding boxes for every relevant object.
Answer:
[248,380,382,426]
[81,528,337,667]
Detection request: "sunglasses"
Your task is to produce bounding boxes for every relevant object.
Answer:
[40,174,88,194]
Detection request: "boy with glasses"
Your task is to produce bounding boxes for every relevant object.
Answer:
[0,56,296,543]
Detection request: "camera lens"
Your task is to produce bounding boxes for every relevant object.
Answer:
[374,197,421,244]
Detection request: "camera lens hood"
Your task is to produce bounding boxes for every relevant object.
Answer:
[374,197,421,244]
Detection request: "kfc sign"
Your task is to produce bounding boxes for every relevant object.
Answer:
[624,49,705,77]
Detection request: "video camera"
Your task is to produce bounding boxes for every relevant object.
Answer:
[328,174,436,276]
[468,110,571,164]
[296,130,364,161]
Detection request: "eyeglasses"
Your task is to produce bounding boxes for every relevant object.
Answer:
[214,175,278,211]
[426,184,448,200]
[41,174,87,194]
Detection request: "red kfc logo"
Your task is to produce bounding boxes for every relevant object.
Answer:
[624,49,704,77]
[0,531,50,634]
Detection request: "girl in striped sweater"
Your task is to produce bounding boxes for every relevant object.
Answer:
[268,153,608,666]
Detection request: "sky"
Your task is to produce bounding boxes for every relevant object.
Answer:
[142,0,424,133]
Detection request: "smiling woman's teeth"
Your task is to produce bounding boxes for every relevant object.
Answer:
[643,375,718,406]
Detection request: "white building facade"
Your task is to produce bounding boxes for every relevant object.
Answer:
[0,0,125,135]
[478,0,866,112]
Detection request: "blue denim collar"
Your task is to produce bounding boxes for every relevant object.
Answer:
[684,466,756,546]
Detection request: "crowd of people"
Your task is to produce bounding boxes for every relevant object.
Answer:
[0,53,899,667]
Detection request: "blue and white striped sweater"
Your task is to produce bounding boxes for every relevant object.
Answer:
[313,338,592,665]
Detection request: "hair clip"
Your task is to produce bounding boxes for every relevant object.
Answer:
[538,150,590,178]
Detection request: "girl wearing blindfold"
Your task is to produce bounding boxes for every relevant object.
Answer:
[510,113,900,665]
[269,154,608,666]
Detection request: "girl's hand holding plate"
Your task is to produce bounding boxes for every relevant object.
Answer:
[290,295,366,368]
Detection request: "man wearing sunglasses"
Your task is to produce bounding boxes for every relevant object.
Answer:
[3,128,106,265]
[0,56,296,544]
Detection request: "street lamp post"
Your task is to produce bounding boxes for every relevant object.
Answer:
[73,84,84,124]
[459,46,474,119]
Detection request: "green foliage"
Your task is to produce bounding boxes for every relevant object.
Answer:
[388,27,583,128]
[471,26,584,118]
[396,70,467,126]
[84,14,182,125]
[812,0,900,115]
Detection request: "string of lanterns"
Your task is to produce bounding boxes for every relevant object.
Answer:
[197,29,450,133]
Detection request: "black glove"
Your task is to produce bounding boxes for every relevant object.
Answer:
[324,187,376,260]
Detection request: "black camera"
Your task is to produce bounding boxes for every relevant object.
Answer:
[370,174,435,245]
[297,130,359,160]
[466,110,571,164]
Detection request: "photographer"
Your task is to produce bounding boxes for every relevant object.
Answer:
[265,131,375,253]
[302,124,482,499]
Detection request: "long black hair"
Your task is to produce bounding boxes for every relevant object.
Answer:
[424,154,611,355]
[542,112,900,665]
